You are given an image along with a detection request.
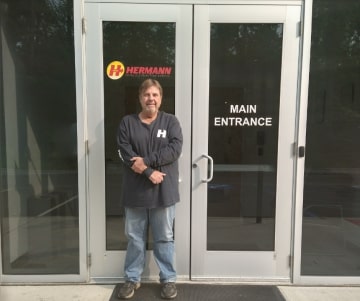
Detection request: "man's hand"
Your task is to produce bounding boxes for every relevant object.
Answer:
[131,157,165,184]
[149,170,166,185]
[130,157,147,174]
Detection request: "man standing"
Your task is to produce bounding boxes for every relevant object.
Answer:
[117,79,183,299]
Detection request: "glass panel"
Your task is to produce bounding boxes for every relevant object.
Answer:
[301,0,360,276]
[0,0,79,274]
[103,22,175,250]
[207,23,283,251]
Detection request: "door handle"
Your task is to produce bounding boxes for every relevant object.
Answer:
[201,154,214,183]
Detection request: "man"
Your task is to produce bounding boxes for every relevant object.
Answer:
[117,79,183,299]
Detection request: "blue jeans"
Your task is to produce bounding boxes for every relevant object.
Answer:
[124,205,176,283]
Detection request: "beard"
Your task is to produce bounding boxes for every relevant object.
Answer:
[144,104,158,115]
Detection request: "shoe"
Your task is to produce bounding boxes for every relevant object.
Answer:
[117,282,141,299]
[161,282,177,299]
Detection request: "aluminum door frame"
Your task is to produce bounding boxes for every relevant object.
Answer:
[191,4,301,281]
[84,2,192,281]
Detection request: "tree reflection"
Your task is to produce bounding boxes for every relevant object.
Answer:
[103,22,176,66]
[307,0,360,167]
[302,0,360,277]
[0,0,78,275]
[210,23,283,62]
[1,0,74,76]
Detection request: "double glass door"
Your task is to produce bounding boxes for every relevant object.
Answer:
[85,2,300,281]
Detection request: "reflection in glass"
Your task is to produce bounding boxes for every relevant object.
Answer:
[103,22,175,250]
[0,0,79,274]
[301,0,360,276]
[207,24,283,251]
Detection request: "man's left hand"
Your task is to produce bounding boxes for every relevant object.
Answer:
[130,157,147,174]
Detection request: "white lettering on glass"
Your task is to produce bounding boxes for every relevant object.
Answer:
[230,104,257,114]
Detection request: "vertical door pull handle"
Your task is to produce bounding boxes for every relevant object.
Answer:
[201,154,214,183]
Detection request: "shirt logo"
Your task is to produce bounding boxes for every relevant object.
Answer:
[157,129,167,138]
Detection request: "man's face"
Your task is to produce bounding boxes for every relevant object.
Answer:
[139,85,162,115]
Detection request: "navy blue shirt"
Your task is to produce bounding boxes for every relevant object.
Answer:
[117,111,183,208]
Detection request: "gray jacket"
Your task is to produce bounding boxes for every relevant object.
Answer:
[117,111,183,208]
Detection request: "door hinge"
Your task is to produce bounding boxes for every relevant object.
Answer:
[292,143,297,157]
[297,21,302,37]
[85,140,89,155]
[87,253,92,267]
[82,18,87,35]
[288,255,292,268]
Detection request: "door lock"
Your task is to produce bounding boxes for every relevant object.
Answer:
[298,146,305,158]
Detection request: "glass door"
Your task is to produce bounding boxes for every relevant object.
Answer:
[192,5,301,280]
[84,3,192,281]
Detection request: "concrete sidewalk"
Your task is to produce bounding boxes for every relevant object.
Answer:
[1,284,360,301]
[279,286,360,301]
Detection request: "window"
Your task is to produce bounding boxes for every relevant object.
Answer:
[0,0,79,274]
[302,0,360,276]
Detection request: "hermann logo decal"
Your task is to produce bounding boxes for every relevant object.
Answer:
[106,61,125,80]
[106,60,172,80]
